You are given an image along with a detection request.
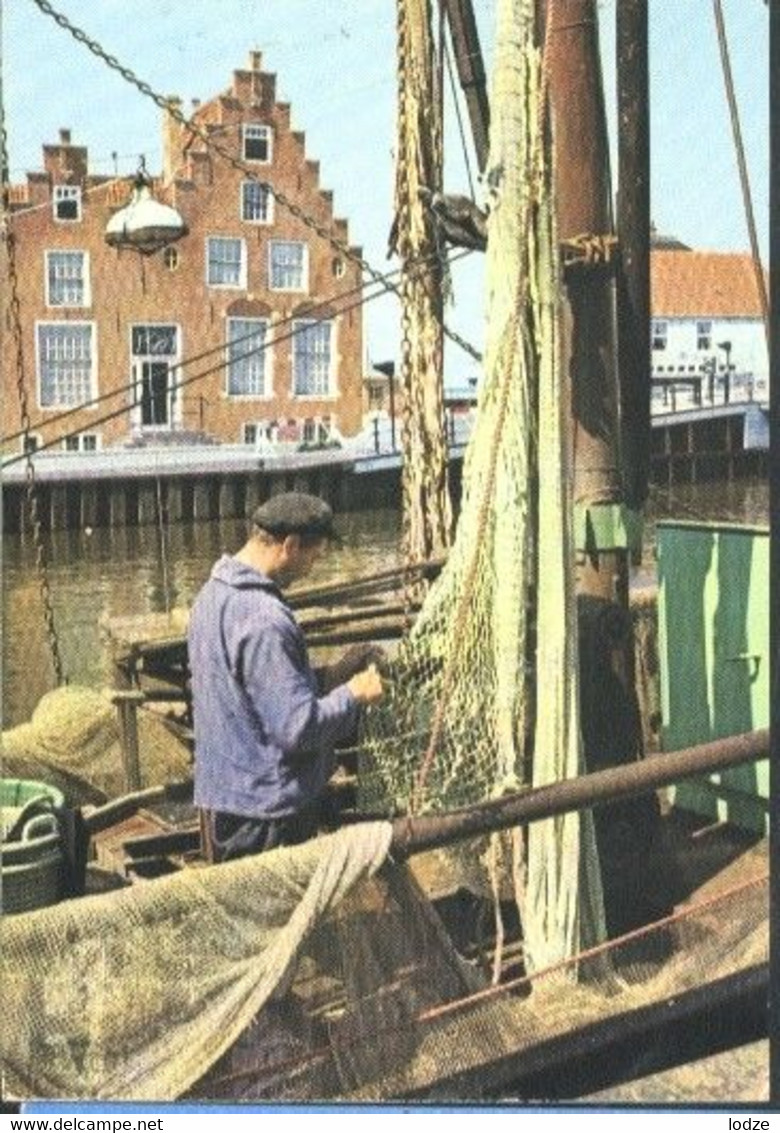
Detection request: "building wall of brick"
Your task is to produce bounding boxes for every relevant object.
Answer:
[2,53,364,456]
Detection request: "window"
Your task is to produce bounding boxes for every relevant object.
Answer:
[241,181,273,224]
[270,241,307,291]
[302,418,316,444]
[53,185,81,222]
[243,124,272,163]
[131,325,179,429]
[21,434,40,454]
[697,320,712,351]
[243,423,258,445]
[293,320,333,396]
[131,325,178,356]
[63,433,98,453]
[37,323,95,407]
[46,250,90,307]
[206,237,246,288]
[227,318,268,396]
[163,246,180,271]
[652,320,668,351]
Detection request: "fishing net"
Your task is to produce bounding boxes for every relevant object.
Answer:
[2,820,767,1103]
[359,0,606,973]
[1,685,191,804]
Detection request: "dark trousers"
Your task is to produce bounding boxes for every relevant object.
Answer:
[200,803,321,864]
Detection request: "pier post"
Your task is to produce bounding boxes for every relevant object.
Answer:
[218,476,242,520]
[193,478,216,520]
[81,484,98,529]
[50,485,69,530]
[167,480,185,523]
[137,483,158,526]
[244,474,264,517]
[110,484,128,528]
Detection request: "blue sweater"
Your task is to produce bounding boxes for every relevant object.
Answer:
[189,555,359,819]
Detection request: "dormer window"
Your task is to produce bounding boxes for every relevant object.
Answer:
[53,185,81,222]
[243,124,272,164]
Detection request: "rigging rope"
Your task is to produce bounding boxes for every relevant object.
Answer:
[393,0,454,569]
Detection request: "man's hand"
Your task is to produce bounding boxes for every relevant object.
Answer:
[347,663,385,705]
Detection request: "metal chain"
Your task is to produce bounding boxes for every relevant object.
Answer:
[28,0,481,364]
[1,123,66,684]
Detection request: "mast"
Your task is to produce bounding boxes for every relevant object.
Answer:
[616,0,651,511]
[440,0,491,172]
[540,0,658,931]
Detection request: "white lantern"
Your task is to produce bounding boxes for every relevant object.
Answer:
[105,163,187,256]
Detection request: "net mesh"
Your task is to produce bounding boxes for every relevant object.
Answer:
[359,0,606,973]
[1,685,191,804]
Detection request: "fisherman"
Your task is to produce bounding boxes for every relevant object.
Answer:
[189,492,385,863]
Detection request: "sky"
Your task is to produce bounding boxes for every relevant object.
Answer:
[2,0,769,384]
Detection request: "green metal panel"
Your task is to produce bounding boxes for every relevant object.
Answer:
[657,520,769,833]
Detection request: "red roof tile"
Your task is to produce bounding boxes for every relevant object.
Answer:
[651,250,766,318]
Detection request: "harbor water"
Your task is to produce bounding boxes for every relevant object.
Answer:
[2,479,768,729]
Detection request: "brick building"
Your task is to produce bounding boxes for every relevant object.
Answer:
[2,52,365,457]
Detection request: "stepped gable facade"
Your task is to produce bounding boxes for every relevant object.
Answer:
[3,52,364,455]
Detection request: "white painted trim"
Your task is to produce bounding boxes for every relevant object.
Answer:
[52,184,82,223]
[224,315,273,399]
[128,321,182,430]
[268,240,309,293]
[205,235,248,289]
[240,180,275,225]
[242,123,273,165]
[290,317,337,399]
[35,319,97,410]
[44,248,91,309]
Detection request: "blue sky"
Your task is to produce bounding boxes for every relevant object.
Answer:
[3,0,769,383]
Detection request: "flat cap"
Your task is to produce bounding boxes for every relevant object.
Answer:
[251,492,339,541]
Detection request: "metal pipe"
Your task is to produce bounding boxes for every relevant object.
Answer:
[616,0,651,510]
[390,729,768,856]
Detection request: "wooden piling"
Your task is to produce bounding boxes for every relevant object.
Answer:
[81,484,98,529]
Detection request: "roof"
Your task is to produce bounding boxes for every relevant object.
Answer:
[651,250,766,319]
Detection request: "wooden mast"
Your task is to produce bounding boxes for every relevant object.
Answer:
[540,0,659,932]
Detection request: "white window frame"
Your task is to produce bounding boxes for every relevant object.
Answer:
[36,321,97,409]
[696,320,713,351]
[226,317,271,398]
[652,320,668,351]
[242,123,272,164]
[63,432,100,453]
[206,236,247,289]
[53,185,82,222]
[292,319,335,398]
[45,250,91,308]
[129,323,181,431]
[241,180,274,224]
[269,240,308,292]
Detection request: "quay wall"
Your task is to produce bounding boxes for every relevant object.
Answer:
[2,449,465,535]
